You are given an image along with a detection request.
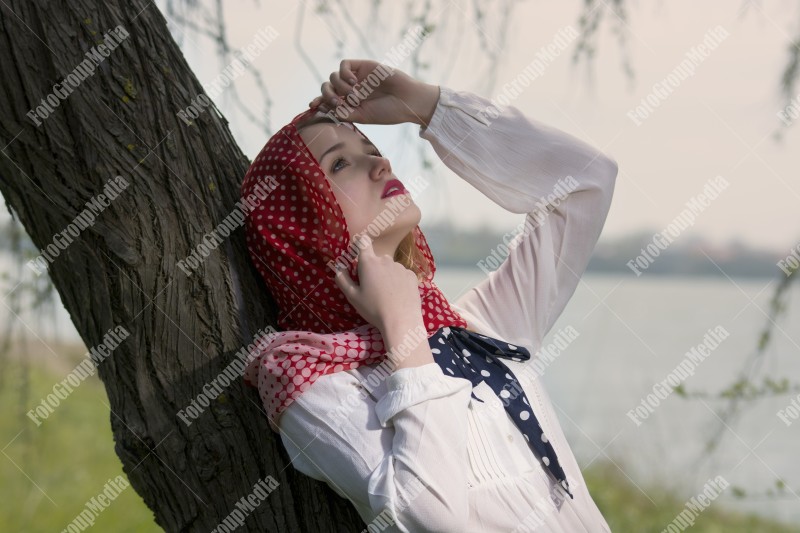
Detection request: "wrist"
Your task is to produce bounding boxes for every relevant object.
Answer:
[379,316,426,352]
[380,320,434,371]
[392,341,434,370]
[406,82,440,127]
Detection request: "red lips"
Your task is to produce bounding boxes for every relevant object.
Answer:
[381,179,407,199]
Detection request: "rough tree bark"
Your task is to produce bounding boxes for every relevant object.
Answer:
[0,1,364,531]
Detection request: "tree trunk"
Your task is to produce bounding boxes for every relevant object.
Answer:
[0,1,364,530]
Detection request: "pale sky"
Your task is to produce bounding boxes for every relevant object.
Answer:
[184,0,796,253]
[10,1,799,254]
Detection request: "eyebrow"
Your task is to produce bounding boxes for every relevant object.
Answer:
[320,138,377,163]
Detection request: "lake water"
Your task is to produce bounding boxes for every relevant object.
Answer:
[436,267,800,526]
[2,254,798,524]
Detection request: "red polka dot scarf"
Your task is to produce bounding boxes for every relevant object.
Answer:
[240,104,468,430]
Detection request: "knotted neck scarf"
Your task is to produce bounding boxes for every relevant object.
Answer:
[240,104,573,499]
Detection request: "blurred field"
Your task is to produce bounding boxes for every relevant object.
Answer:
[584,462,800,532]
[1,341,797,532]
[0,341,159,532]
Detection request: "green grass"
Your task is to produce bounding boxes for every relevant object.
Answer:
[584,457,800,532]
[1,343,798,532]
[0,343,159,532]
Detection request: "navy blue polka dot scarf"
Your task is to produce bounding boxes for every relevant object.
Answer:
[429,325,574,499]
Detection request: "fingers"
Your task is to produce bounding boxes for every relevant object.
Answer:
[330,71,354,96]
[352,234,376,285]
[317,81,350,116]
[309,59,362,110]
[320,81,340,108]
[326,70,356,102]
[340,59,358,85]
[333,265,357,300]
[354,234,376,259]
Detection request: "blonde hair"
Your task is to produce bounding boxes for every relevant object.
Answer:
[394,230,430,282]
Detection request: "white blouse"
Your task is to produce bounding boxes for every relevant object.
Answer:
[277,85,619,532]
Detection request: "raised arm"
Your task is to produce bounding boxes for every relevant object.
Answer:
[419,86,619,352]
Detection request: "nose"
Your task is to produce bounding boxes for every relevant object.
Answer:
[369,154,391,181]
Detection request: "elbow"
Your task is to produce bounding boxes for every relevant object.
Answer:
[371,479,469,533]
[595,153,618,185]
[604,155,619,182]
[367,454,470,532]
[594,154,618,207]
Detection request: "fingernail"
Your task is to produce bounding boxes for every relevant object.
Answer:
[349,77,357,84]
[330,97,339,106]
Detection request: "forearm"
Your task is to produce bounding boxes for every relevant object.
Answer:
[418,86,617,215]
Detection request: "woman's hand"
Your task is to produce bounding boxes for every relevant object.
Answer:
[333,235,423,335]
[308,59,440,127]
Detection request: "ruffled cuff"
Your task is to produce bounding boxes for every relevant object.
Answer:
[374,363,472,427]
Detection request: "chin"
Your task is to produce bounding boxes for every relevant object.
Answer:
[404,201,422,223]
[392,203,421,234]
[351,202,421,242]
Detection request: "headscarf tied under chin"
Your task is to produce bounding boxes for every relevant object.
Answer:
[240,104,468,430]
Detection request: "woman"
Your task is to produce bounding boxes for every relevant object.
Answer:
[241,59,618,532]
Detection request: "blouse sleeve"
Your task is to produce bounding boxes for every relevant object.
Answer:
[277,362,473,533]
[418,85,619,353]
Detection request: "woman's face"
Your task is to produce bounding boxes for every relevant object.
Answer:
[298,121,421,258]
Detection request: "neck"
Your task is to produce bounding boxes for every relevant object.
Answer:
[371,237,399,259]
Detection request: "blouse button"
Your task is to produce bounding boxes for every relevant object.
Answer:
[507,434,513,442]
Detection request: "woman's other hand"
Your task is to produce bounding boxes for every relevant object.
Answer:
[308,59,440,127]
[333,234,423,336]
